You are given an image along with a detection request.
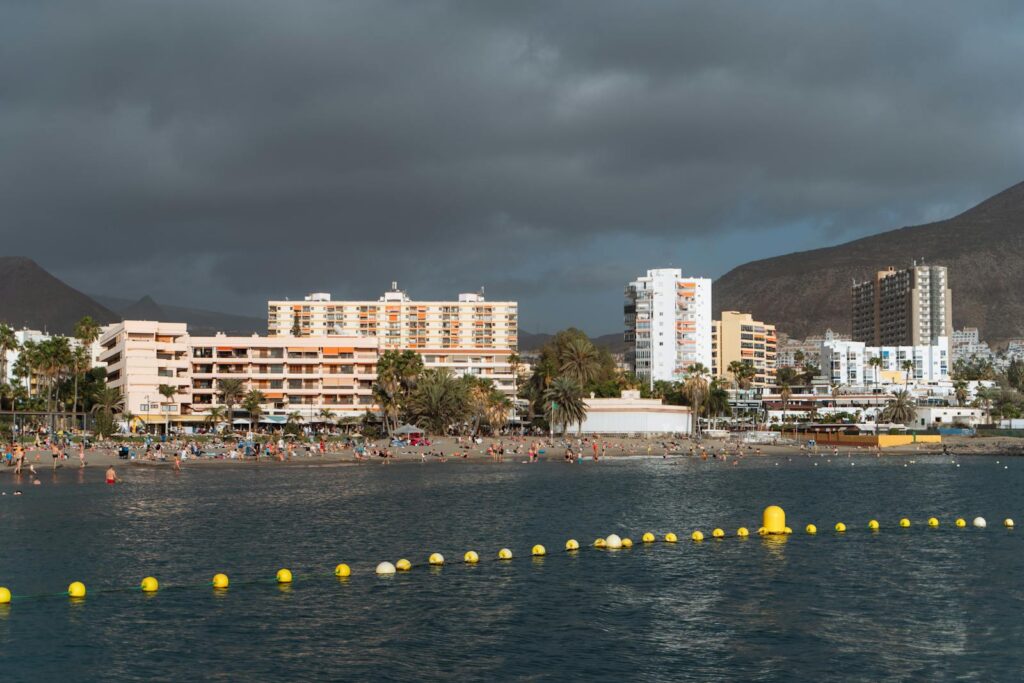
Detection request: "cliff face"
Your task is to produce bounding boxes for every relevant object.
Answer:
[0,257,119,332]
[713,181,1024,343]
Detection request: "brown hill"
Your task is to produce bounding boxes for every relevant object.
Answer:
[713,180,1024,344]
[0,257,119,333]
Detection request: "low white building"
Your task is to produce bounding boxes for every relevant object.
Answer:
[912,406,987,429]
[579,390,692,435]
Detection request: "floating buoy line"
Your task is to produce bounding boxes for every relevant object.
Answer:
[0,507,1015,606]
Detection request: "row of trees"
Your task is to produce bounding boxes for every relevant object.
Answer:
[371,350,514,436]
[0,317,104,427]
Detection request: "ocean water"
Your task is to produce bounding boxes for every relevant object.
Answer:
[1,454,1023,681]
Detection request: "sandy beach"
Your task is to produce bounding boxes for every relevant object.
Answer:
[3,434,1021,475]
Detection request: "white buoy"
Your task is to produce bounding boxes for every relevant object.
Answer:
[605,534,623,549]
[376,561,397,575]
[973,517,987,528]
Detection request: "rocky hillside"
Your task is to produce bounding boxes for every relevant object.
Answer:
[713,180,1024,343]
[0,257,119,332]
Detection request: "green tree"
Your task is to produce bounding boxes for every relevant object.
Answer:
[901,359,915,386]
[157,383,177,435]
[242,389,266,434]
[72,316,102,428]
[205,405,228,432]
[0,323,18,390]
[727,359,757,390]
[867,356,883,388]
[682,364,710,435]
[1007,359,1024,391]
[776,366,800,422]
[217,377,245,432]
[91,386,124,438]
[544,376,587,435]
[704,377,732,427]
[559,337,601,386]
[373,350,424,434]
[410,369,467,434]
[881,389,916,425]
[953,379,969,407]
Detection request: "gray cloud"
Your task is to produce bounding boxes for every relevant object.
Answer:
[1,1,1023,333]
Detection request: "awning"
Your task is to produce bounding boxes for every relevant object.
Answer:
[260,415,288,424]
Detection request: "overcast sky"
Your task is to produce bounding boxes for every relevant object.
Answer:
[3,1,1024,333]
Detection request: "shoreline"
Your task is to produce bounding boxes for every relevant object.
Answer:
[2,433,1022,473]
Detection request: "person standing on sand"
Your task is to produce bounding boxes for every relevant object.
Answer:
[174,452,182,472]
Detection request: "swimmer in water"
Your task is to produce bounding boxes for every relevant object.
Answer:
[105,466,118,484]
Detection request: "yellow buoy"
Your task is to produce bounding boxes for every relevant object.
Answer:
[1005,519,1015,528]
[784,527,793,535]
[565,539,580,551]
[737,527,749,538]
[140,576,159,593]
[642,532,656,543]
[691,530,704,542]
[68,581,86,598]
[276,568,293,584]
[712,528,725,539]
[899,518,911,528]
[927,517,939,527]
[212,573,229,589]
[757,527,768,536]
[396,559,412,571]
[334,563,351,577]
[498,548,513,560]
[955,518,967,528]
[605,534,623,549]
[835,522,846,533]
[621,538,633,548]
[594,538,607,548]
[868,520,880,531]
[428,553,445,566]
[805,524,817,535]
[375,562,396,575]
[464,551,479,564]
[762,505,786,534]
[664,532,678,543]
[0,586,11,604]
[532,544,546,557]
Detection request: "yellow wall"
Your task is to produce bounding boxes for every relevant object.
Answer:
[793,432,941,448]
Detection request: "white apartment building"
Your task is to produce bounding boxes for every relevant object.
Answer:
[821,337,950,386]
[267,283,518,395]
[98,321,379,427]
[625,269,712,385]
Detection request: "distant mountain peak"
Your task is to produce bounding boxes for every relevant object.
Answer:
[0,256,118,333]
[121,295,166,321]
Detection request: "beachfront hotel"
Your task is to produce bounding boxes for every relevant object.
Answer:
[852,263,952,347]
[624,268,712,386]
[267,283,519,395]
[711,311,778,388]
[98,321,378,429]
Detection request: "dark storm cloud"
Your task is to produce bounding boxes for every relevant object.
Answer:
[2,1,1023,332]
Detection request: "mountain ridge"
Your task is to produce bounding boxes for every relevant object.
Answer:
[713,180,1024,343]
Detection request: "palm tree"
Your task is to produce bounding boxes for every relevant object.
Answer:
[543,376,586,435]
[286,411,304,426]
[727,360,757,390]
[881,389,916,425]
[410,369,466,434]
[775,366,799,424]
[318,407,335,433]
[953,380,969,407]
[72,316,101,429]
[559,338,600,387]
[867,356,883,389]
[204,405,228,432]
[901,359,915,386]
[0,323,19,390]
[373,350,424,435]
[704,378,732,428]
[157,383,177,435]
[241,389,266,433]
[218,377,245,433]
[683,364,709,435]
[91,386,124,438]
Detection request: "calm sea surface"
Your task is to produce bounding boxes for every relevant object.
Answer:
[1,454,1023,681]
